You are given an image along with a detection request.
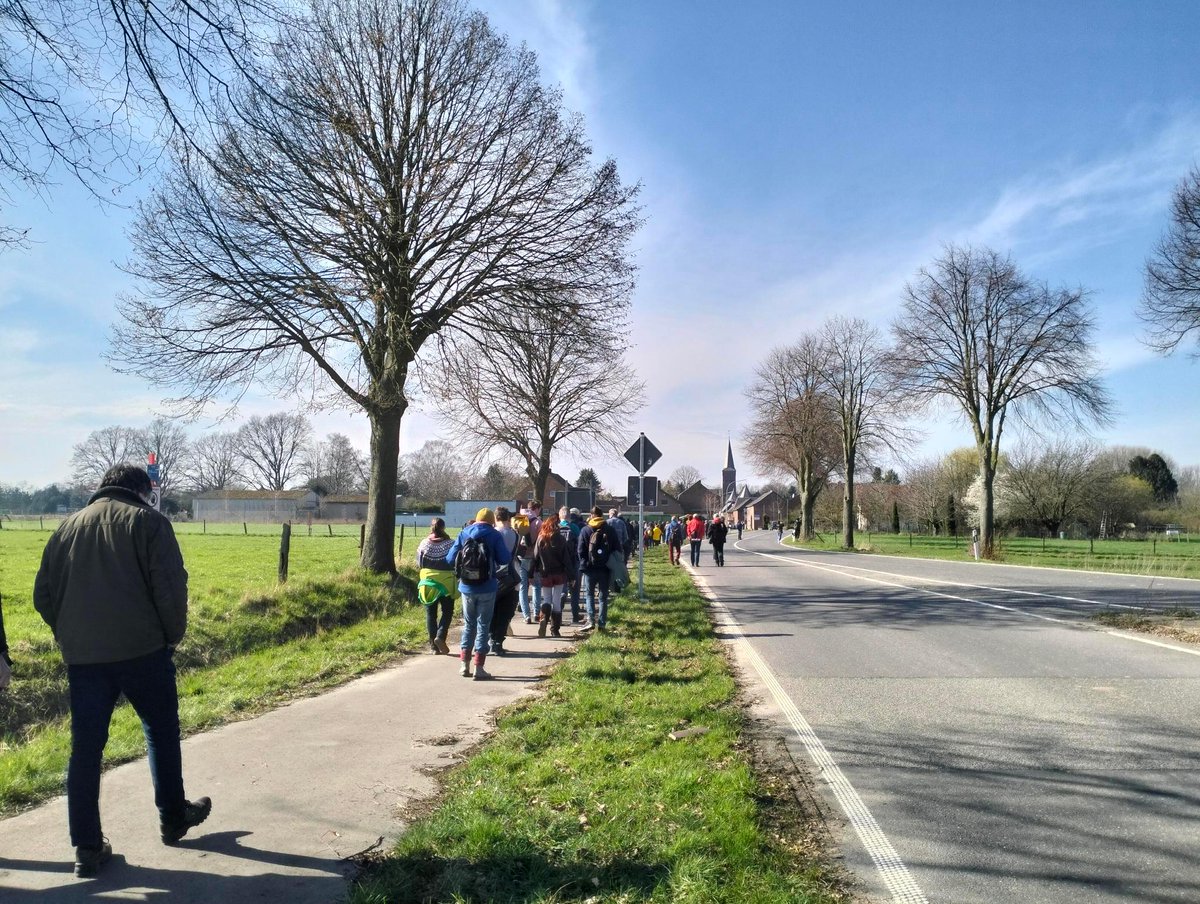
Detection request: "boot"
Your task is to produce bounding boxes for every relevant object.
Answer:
[537,602,552,637]
[472,652,492,681]
[429,636,440,654]
[435,630,450,655]
[459,649,472,678]
[550,610,562,637]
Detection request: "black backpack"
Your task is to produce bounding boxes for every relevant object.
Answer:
[587,524,614,568]
[455,534,491,586]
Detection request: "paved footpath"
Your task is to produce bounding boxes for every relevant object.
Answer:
[0,624,571,902]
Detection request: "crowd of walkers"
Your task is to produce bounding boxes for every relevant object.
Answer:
[415,502,638,680]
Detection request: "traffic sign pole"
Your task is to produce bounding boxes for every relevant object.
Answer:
[623,432,661,603]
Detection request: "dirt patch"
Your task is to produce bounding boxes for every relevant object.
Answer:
[1093,610,1200,645]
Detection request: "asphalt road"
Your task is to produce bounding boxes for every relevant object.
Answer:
[695,532,1200,904]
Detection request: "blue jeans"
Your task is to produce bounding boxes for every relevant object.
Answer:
[582,569,611,628]
[689,539,702,566]
[516,558,542,620]
[460,590,497,656]
[67,647,186,847]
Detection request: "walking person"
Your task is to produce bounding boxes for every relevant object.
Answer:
[664,515,683,566]
[708,515,729,566]
[32,464,211,878]
[512,504,542,623]
[0,593,11,690]
[607,508,631,591]
[578,507,620,632]
[533,517,576,637]
[558,507,584,622]
[415,518,457,655]
[446,508,512,681]
[686,512,706,567]
[736,519,744,540]
[489,507,520,656]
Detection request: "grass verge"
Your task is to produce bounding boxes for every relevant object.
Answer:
[350,557,850,904]
[1092,607,1200,645]
[785,532,1200,579]
[0,570,429,816]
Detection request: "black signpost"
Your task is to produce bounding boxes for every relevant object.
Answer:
[623,433,662,600]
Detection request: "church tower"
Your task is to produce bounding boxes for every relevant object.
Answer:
[721,439,737,504]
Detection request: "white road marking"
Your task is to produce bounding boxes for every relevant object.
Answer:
[696,573,929,904]
[744,542,1200,658]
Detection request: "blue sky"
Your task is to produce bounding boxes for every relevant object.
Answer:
[3,0,1199,493]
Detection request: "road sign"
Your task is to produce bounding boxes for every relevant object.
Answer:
[623,433,662,474]
[627,476,659,507]
[147,463,160,484]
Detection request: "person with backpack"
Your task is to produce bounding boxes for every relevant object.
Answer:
[577,506,619,632]
[532,517,577,637]
[512,502,542,624]
[446,508,512,681]
[415,518,458,655]
[686,512,706,566]
[489,507,521,656]
[708,514,729,566]
[663,515,683,566]
[558,506,584,622]
[607,508,631,592]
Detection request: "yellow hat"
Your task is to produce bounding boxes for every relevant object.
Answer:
[475,508,496,525]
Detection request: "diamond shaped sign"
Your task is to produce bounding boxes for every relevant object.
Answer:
[623,434,661,474]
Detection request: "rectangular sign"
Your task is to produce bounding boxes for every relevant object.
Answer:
[627,475,659,507]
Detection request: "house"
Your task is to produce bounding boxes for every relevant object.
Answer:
[192,489,371,522]
[743,489,786,530]
[193,489,315,522]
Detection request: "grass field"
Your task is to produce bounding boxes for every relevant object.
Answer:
[351,555,849,904]
[784,531,1200,579]
[0,522,435,815]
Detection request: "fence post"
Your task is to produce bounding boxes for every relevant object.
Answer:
[328,523,334,537]
[1042,535,1046,552]
[203,520,206,534]
[1090,537,1094,554]
[359,523,366,551]
[1153,538,1157,555]
[39,516,44,530]
[278,523,292,583]
[397,524,406,562]
[243,522,248,535]
[909,531,913,547]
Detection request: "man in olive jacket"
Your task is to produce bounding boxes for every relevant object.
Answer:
[34,464,211,878]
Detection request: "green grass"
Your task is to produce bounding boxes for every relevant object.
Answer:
[350,557,848,904]
[0,525,436,815]
[784,531,1200,578]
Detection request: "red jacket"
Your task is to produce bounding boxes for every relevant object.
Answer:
[686,516,706,541]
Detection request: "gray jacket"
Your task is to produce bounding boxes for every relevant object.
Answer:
[33,486,189,665]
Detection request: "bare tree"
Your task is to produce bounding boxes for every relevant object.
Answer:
[468,462,526,500]
[236,412,311,490]
[819,316,910,549]
[665,465,701,497]
[1,0,278,245]
[402,440,464,506]
[70,425,144,487]
[427,302,643,505]
[1003,438,1107,535]
[302,432,368,495]
[109,0,639,573]
[1140,166,1200,355]
[744,340,838,539]
[185,431,245,492]
[142,417,190,497]
[892,244,1112,555]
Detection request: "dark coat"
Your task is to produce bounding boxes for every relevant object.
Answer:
[33,486,189,665]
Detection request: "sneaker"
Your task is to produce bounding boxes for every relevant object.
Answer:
[429,639,441,654]
[473,664,493,681]
[524,617,533,624]
[435,636,451,655]
[161,797,212,845]
[491,640,506,656]
[74,838,112,878]
[578,621,595,632]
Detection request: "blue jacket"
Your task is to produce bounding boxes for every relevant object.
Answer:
[446,522,513,595]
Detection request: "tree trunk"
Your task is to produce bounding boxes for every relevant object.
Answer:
[980,457,996,557]
[362,406,404,573]
[842,465,855,549]
[800,493,816,540]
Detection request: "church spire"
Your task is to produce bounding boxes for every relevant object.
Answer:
[725,438,735,470]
